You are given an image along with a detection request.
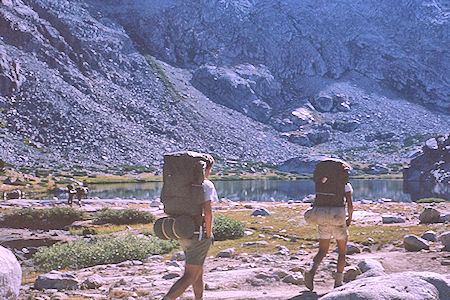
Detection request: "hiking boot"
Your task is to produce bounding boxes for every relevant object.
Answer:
[334,272,343,288]
[304,270,314,291]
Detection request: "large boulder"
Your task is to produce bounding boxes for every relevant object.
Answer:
[321,272,450,300]
[403,135,450,200]
[191,64,278,122]
[0,246,22,299]
[439,231,450,251]
[331,119,360,132]
[419,208,441,224]
[404,234,430,252]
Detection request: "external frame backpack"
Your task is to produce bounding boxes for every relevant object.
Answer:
[154,151,209,240]
[312,159,350,207]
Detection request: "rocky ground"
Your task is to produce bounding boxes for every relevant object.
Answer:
[0,198,448,299]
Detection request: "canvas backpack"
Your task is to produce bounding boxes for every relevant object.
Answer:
[160,151,208,227]
[312,159,350,207]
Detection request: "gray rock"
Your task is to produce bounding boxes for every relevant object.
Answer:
[382,216,406,224]
[419,208,441,224]
[171,251,185,261]
[82,274,104,289]
[149,200,162,207]
[404,234,430,252]
[282,273,304,285]
[241,241,269,247]
[275,245,290,256]
[272,269,289,280]
[439,231,450,251]
[403,135,450,201]
[425,138,439,150]
[346,243,361,255]
[357,258,385,273]
[332,120,360,132]
[343,266,362,282]
[252,208,270,216]
[191,64,276,122]
[322,272,449,300]
[290,108,314,126]
[0,46,25,96]
[0,246,22,299]
[421,230,438,242]
[365,132,396,142]
[216,248,236,258]
[34,271,79,290]
[364,164,391,175]
[162,273,180,280]
[312,95,334,112]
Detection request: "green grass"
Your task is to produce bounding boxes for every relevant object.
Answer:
[144,55,182,103]
[416,198,447,203]
[33,234,179,271]
[0,207,84,230]
[93,208,156,225]
[403,133,435,147]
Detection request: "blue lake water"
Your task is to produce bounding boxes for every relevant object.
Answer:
[79,179,448,202]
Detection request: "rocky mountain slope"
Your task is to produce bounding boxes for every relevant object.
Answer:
[0,0,448,170]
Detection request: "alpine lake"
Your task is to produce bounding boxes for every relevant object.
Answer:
[63,179,448,203]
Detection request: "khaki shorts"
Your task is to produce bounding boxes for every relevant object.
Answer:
[317,224,348,240]
[178,237,212,266]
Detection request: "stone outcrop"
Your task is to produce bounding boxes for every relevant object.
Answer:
[321,272,450,300]
[0,46,24,97]
[0,245,22,300]
[34,271,80,290]
[191,64,279,122]
[403,135,449,201]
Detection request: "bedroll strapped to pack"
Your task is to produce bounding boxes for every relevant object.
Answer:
[160,151,209,228]
[304,206,346,226]
[313,159,350,207]
[154,216,196,240]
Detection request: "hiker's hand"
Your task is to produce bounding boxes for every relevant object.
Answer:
[346,218,352,226]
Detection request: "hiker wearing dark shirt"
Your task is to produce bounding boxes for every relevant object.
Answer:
[304,160,354,290]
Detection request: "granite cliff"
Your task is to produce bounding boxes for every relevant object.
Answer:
[0,0,448,170]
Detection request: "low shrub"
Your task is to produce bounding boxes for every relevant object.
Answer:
[213,214,245,241]
[94,208,155,225]
[416,198,447,203]
[33,234,178,271]
[0,207,84,229]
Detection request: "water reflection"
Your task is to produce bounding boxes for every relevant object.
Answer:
[72,179,449,202]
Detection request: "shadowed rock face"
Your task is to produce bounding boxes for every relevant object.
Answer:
[0,0,448,168]
[403,134,449,200]
[101,0,449,112]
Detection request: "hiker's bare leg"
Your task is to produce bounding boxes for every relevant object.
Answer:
[192,267,204,299]
[334,239,347,287]
[314,239,330,264]
[305,239,330,290]
[165,264,202,300]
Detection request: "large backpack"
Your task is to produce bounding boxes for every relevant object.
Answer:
[160,151,208,227]
[313,159,350,207]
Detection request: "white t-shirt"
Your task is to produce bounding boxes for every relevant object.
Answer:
[345,183,353,193]
[203,179,219,202]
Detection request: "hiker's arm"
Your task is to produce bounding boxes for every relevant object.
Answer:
[203,200,213,238]
[345,191,353,226]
